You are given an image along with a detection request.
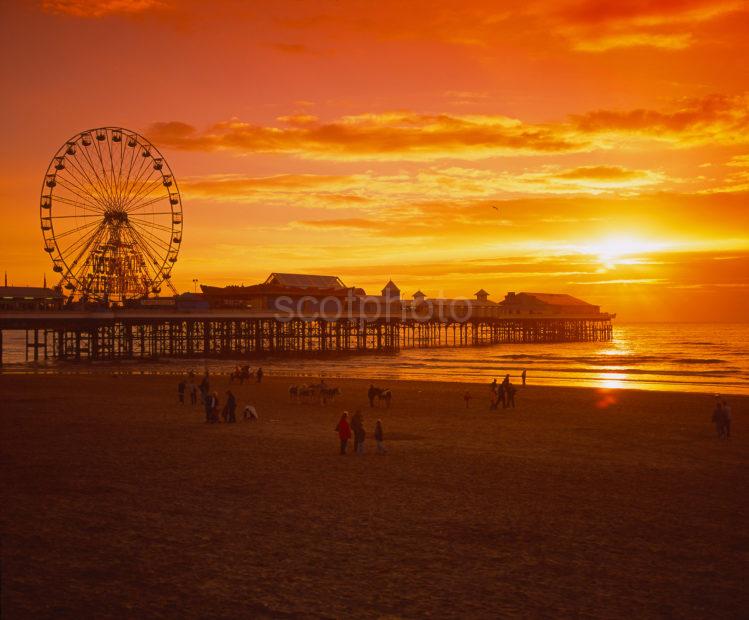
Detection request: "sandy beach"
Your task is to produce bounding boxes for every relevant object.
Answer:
[1,373,747,618]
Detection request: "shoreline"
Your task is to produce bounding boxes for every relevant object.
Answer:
[1,363,747,398]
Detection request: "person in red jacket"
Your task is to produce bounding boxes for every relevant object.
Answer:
[335,411,352,455]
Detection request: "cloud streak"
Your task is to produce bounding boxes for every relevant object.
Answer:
[149,94,749,162]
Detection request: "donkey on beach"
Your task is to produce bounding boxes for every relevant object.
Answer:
[368,385,393,408]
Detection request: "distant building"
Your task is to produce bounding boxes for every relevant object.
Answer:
[201,273,364,313]
[382,280,401,300]
[499,292,601,316]
[0,286,64,311]
[197,273,609,320]
[406,288,502,320]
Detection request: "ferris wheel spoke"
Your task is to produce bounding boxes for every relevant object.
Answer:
[49,213,102,219]
[53,219,100,241]
[57,156,110,207]
[51,193,106,214]
[106,135,119,200]
[123,144,152,191]
[115,135,126,199]
[120,155,151,209]
[125,188,169,213]
[77,143,111,202]
[120,137,143,204]
[128,216,174,233]
[122,227,161,281]
[79,144,116,207]
[124,224,166,279]
[66,150,112,208]
[129,221,171,252]
[54,178,108,213]
[122,160,158,209]
[122,171,160,212]
[61,222,107,274]
[92,138,119,206]
[58,221,104,260]
[128,226,170,264]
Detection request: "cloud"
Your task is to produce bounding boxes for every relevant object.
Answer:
[571,94,749,145]
[148,94,749,162]
[147,113,586,161]
[293,218,384,231]
[41,0,164,17]
[270,42,316,55]
[178,165,668,214]
[556,0,745,51]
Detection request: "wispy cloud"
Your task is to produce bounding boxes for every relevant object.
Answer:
[42,0,164,17]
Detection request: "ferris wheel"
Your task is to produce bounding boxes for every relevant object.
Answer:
[40,127,182,303]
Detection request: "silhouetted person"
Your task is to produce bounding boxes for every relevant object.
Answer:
[498,383,507,408]
[521,369,527,385]
[256,367,264,383]
[225,390,237,423]
[204,391,213,423]
[336,412,352,455]
[490,378,497,393]
[464,391,472,408]
[368,384,377,408]
[178,380,186,404]
[190,382,198,406]
[199,372,210,405]
[375,419,386,454]
[723,400,732,438]
[712,399,726,439]
[507,382,516,408]
[210,391,220,423]
[351,410,365,454]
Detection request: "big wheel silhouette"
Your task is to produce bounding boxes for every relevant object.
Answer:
[40,127,182,303]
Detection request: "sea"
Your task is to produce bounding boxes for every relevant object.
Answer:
[1,323,748,395]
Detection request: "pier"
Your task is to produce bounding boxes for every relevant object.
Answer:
[0,309,613,363]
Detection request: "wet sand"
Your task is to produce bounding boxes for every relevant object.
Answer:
[1,374,747,618]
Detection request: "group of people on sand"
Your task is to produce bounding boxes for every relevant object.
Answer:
[712,397,732,439]
[335,410,385,455]
[177,370,259,423]
[488,373,522,409]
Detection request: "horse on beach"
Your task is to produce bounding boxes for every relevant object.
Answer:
[290,383,341,404]
[320,386,341,404]
[368,385,392,408]
[229,365,253,385]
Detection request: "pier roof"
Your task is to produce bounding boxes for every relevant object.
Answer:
[265,273,346,289]
[515,292,595,307]
[0,286,62,299]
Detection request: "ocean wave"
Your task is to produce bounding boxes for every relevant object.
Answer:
[673,358,725,364]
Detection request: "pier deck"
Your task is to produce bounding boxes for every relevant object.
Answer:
[0,309,614,363]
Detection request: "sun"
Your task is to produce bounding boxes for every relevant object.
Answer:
[582,236,666,270]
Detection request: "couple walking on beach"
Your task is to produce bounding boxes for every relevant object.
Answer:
[335,410,385,455]
[204,389,238,423]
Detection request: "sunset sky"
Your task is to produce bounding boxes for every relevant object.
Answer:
[1,0,748,321]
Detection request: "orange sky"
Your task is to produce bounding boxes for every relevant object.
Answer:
[1,0,748,321]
